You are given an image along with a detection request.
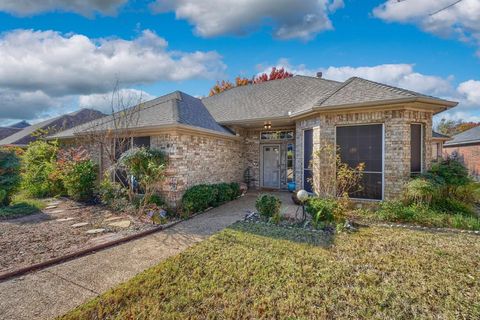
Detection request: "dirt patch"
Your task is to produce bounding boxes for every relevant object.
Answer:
[0,198,165,274]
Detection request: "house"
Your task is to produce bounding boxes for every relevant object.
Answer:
[51,75,457,207]
[431,131,450,162]
[0,121,31,140]
[443,126,480,180]
[0,109,104,147]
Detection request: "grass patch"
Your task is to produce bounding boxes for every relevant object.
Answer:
[0,193,45,218]
[355,201,480,231]
[60,222,480,319]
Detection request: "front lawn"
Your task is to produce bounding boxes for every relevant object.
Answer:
[61,222,480,319]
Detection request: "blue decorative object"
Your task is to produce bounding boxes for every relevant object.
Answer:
[287,182,296,192]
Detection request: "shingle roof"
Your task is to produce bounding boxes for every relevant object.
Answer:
[0,127,22,140]
[0,109,104,146]
[317,77,446,108]
[201,76,341,123]
[444,126,480,147]
[51,91,232,139]
[432,131,450,139]
[9,121,31,129]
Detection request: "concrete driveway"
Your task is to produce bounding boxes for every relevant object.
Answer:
[0,193,265,320]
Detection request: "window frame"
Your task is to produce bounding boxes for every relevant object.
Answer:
[410,123,424,175]
[335,123,385,201]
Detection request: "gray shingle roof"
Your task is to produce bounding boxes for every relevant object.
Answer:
[0,109,104,146]
[317,77,446,108]
[444,126,480,147]
[51,91,232,139]
[0,127,22,140]
[432,131,450,139]
[201,76,341,123]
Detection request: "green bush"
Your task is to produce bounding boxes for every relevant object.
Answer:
[182,184,216,215]
[147,194,165,207]
[432,197,475,216]
[99,178,126,205]
[306,198,337,228]
[181,182,240,216]
[255,194,281,220]
[62,160,97,201]
[0,149,21,206]
[21,141,60,197]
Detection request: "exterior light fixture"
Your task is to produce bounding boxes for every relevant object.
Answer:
[263,122,272,129]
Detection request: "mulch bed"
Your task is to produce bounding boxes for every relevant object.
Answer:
[0,198,164,274]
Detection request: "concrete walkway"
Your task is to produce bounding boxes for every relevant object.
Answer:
[0,193,265,320]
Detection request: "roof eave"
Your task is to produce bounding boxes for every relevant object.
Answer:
[444,139,480,147]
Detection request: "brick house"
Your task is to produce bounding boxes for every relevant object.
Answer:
[51,75,457,207]
[431,131,451,162]
[443,126,480,181]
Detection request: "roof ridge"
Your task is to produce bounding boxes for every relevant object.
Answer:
[348,76,426,98]
[315,77,356,106]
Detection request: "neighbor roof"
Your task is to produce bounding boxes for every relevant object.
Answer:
[51,91,232,139]
[0,109,104,146]
[444,126,480,147]
[0,127,22,140]
[432,131,450,140]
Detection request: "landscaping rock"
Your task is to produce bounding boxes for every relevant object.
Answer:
[85,228,105,234]
[56,217,74,222]
[108,220,131,228]
[71,222,89,228]
[45,205,57,210]
[50,209,65,214]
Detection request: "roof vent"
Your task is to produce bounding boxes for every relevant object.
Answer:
[316,72,323,78]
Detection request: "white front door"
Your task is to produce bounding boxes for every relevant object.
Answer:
[262,145,280,188]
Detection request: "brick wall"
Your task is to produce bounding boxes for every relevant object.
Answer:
[444,144,480,180]
[295,108,433,200]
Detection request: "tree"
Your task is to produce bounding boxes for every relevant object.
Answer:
[208,67,294,96]
[436,118,480,136]
[253,67,293,84]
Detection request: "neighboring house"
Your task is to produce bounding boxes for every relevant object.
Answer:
[431,131,450,162]
[0,109,105,147]
[51,75,457,207]
[0,121,31,140]
[443,126,480,180]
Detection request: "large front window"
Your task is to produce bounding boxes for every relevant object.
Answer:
[336,124,383,200]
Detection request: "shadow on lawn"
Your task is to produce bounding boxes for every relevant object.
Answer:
[228,221,335,248]
[0,202,47,223]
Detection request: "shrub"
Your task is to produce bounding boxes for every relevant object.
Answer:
[99,177,127,206]
[0,149,21,206]
[21,140,59,197]
[403,178,438,205]
[147,194,165,207]
[62,160,97,201]
[255,194,281,220]
[230,182,241,198]
[306,198,337,228]
[424,159,470,196]
[432,197,475,216]
[181,184,216,215]
[118,148,168,213]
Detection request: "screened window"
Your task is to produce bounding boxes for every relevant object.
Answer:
[336,124,383,200]
[303,129,313,192]
[410,124,423,174]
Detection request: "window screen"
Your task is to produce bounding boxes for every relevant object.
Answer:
[303,129,313,193]
[410,124,422,174]
[133,136,151,148]
[336,125,383,200]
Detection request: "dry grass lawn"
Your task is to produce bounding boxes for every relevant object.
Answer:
[60,222,480,319]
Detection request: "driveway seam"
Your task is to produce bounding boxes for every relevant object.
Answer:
[44,270,99,295]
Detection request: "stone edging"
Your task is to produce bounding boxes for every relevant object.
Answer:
[0,219,183,283]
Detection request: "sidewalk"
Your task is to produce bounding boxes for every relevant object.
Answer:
[0,193,260,320]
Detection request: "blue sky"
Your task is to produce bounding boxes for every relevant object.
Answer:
[0,0,479,125]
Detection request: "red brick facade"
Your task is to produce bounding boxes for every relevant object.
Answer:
[444,144,480,180]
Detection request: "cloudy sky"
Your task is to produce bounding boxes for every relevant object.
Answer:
[0,0,479,125]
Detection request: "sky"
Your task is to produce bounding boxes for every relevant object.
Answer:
[0,0,479,126]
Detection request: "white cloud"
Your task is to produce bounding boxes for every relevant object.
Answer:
[458,80,480,105]
[373,0,480,55]
[0,0,127,16]
[0,29,225,122]
[0,29,225,97]
[78,89,155,114]
[150,0,343,41]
